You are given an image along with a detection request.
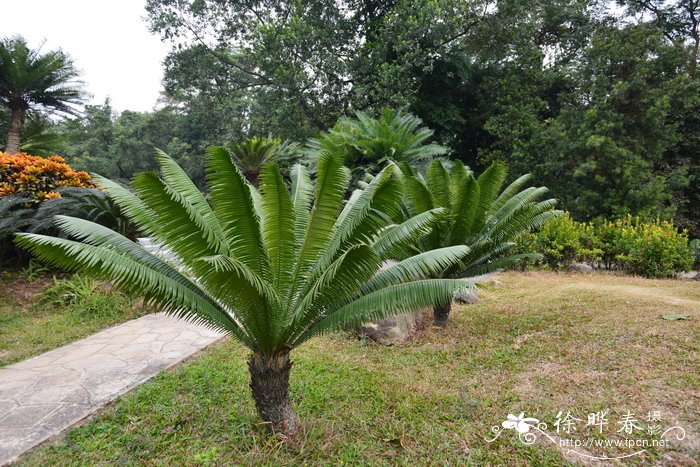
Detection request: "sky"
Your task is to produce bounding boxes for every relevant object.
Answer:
[3,0,170,112]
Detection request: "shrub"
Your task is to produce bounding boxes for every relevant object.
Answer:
[534,213,599,268]
[619,221,693,277]
[525,213,694,277]
[0,152,94,202]
[398,159,560,325]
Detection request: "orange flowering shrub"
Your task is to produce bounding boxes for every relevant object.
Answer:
[0,152,95,202]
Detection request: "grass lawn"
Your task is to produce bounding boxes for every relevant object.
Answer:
[0,271,148,367]
[17,271,700,465]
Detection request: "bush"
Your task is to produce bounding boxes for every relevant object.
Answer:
[0,154,138,264]
[619,221,693,278]
[0,152,94,202]
[523,213,694,277]
[534,213,600,268]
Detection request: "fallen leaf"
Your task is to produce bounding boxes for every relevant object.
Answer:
[661,314,690,321]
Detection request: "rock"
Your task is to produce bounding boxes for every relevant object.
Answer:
[357,260,433,345]
[358,309,428,345]
[677,271,700,280]
[454,288,479,304]
[568,263,593,273]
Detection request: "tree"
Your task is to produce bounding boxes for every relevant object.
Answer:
[60,101,207,187]
[145,0,485,138]
[16,149,473,434]
[398,160,560,326]
[0,36,84,154]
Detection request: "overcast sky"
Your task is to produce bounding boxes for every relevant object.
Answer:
[4,0,169,113]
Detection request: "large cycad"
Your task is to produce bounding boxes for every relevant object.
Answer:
[0,36,84,154]
[398,160,561,326]
[16,149,472,435]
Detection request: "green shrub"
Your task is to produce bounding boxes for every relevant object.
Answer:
[524,213,694,277]
[534,213,600,268]
[619,221,694,278]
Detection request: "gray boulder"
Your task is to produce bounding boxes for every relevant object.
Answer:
[357,309,428,345]
[568,263,593,273]
[677,271,700,280]
[454,288,479,304]
[357,260,427,345]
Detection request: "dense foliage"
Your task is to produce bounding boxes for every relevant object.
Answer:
[522,214,695,277]
[133,0,699,236]
[397,159,560,324]
[0,152,94,202]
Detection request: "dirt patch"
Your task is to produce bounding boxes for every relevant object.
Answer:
[0,275,53,305]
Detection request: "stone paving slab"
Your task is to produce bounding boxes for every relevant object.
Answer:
[0,313,225,465]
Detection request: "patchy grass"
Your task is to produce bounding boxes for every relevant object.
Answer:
[0,272,148,367]
[18,271,700,465]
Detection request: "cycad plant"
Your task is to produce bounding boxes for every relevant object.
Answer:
[306,109,447,184]
[16,149,473,435]
[0,36,84,154]
[228,136,299,186]
[398,160,561,326]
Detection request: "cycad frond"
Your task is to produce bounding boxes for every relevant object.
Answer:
[399,160,561,279]
[16,150,472,360]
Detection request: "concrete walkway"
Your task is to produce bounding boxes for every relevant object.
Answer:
[0,313,225,465]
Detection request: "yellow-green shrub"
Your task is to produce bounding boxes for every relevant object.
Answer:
[523,213,694,277]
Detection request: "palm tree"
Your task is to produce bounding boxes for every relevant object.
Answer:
[16,149,473,435]
[397,160,562,326]
[0,36,84,154]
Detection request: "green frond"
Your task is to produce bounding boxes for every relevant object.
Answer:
[448,174,480,245]
[371,208,446,258]
[287,244,380,341]
[491,174,533,212]
[131,171,218,267]
[259,164,296,294]
[426,160,450,208]
[206,146,267,276]
[286,152,348,310]
[290,163,313,247]
[403,176,435,216]
[472,161,507,232]
[361,246,471,294]
[293,278,472,346]
[154,150,229,254]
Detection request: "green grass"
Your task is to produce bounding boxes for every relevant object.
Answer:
[17,271,700,465]
[0,272,148,367]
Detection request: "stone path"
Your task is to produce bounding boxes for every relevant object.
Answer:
[0,313,225,465]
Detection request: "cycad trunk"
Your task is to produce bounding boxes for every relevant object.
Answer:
[5,105,26,154]
[433,300,452,327]
[248,352,299,435]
